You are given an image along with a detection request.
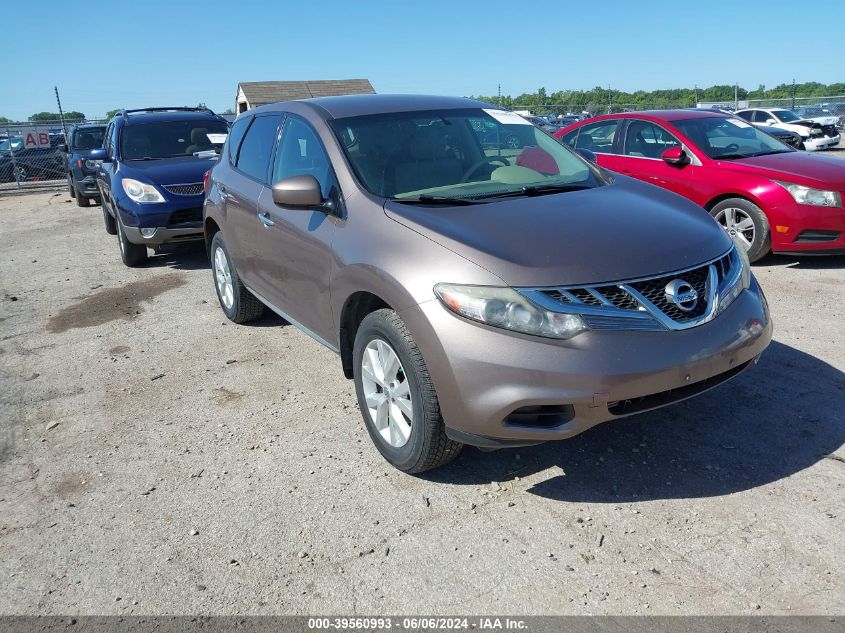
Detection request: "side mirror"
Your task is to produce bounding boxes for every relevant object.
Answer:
[766,119,777,126]
[88,148,109,161]
[271,174,324,208]
[575,148,597,163]
[661,147,689,165]
[58,143,68,153]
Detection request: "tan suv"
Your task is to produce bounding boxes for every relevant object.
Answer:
[203,95,772,473]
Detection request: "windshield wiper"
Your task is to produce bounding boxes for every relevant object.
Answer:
[477,183,593,200]
[128,156,164,161]
[713,153,747,160]
[397,195,483,206]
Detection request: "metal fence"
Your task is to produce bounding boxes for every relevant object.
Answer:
[0,119,106,194]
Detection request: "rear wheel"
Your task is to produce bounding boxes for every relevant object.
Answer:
[75,193,89,207]
[710,198,770,262]
[102,204,117,235]
[67,175,76,198]
[353,309,462,474]
[210,232,264,323]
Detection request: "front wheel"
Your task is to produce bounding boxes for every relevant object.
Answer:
[116,217,148,267]
[710,198,770,263]
[67,175,76,198]
[353,309,462,474]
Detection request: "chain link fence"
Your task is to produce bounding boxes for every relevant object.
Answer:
[0,119,106,194]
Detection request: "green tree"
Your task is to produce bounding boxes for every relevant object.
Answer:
[0,115,10,124]
[29,112,61,121]
[222,107,235,115]
[105,108,124,119]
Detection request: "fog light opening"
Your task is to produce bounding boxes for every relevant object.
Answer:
[505,404,575,428]
[140,228,157,239]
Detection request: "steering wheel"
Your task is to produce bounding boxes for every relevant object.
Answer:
[722,143,739,154]
[461,157,510,183]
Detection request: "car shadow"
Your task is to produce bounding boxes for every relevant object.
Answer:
[142,243,210,271]
[423,340,845,502]
[756,253,845,270]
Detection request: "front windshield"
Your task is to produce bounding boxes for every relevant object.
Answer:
[329,107,601,202]
[672,116,792,159]
[72,127,105,150]
[120,120,229,160]
[773,110,801,123]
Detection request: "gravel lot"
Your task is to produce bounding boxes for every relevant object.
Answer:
[0,177,843,615]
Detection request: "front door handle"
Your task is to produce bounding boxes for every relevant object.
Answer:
[258,212,274,227]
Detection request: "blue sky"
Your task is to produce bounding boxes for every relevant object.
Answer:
[1,0,843,120]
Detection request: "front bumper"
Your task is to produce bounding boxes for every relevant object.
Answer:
[400,278,772,446]
[75,174,100,197]
[768,198,845,254]
[112,193,204,245]
[122,224,204,246]
[804,134,840,151]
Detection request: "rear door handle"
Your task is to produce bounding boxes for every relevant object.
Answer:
[258,212,274,227]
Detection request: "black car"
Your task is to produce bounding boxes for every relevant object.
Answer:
[63,124,106,206]
[757,124,804,150]
[0,134,66,183]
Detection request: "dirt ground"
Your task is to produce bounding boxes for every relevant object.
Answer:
[0,183,843,615]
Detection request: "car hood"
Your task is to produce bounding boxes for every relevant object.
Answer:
[384,177,732,287]
[119,155,218,185]
[728,151,845,190]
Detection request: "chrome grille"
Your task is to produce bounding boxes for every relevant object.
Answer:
[521,248,739,332]
[629,265,710,322]
[163,182,204,196]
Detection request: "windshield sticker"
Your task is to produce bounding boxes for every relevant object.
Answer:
[482,109,532,126]
[727,119,752,128]
[207,133,228,143]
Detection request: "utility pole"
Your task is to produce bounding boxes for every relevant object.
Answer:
[497,83,501,105]
[54,86,68,141]
[694,84,698,107]
[607,84,612,115]
[791,78,796,110]
[734,83,738,110]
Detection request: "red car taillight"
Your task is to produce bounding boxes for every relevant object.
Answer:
[202,169,211,193]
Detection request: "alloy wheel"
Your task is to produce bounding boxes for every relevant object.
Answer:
[361,338,413,448]
[213,246,234,310]
[714,207,755,251]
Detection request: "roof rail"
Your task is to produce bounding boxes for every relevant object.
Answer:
[116,106,218,117]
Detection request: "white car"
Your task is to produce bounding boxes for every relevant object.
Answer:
[735,107,840,151]
[794,106,839,127]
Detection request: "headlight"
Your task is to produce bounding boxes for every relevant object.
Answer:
[83,159,100,170]
[774,181,842,207]
[122,178,165,203]
[434,284,588,340]
[717,246,751,314]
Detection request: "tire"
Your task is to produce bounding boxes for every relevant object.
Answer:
[68,175,76,198]
[210,232,264,323]
[75,193,89,207]
[353,309,462,474]
[116,215,148,267]
[102,205,117,235]
[709,198,771,263]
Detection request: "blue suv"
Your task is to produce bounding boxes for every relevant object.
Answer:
[63,123,106,206]
[90,107,229,266]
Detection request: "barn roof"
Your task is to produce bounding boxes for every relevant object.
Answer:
[238,79,376,106]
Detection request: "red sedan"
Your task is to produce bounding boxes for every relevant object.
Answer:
[555,110,845,261]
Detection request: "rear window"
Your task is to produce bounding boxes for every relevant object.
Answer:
[72,127,105,150]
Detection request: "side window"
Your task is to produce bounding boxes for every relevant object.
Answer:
[272,117,333,197]
[735,111,754,122]
[623,121,680,158]
[559,129,578,148]
[234,114,282,182]
[575,121,619,153]
[227,116,251,164]
[753,111,772,124]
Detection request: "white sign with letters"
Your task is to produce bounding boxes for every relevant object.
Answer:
[22,128,52,149]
